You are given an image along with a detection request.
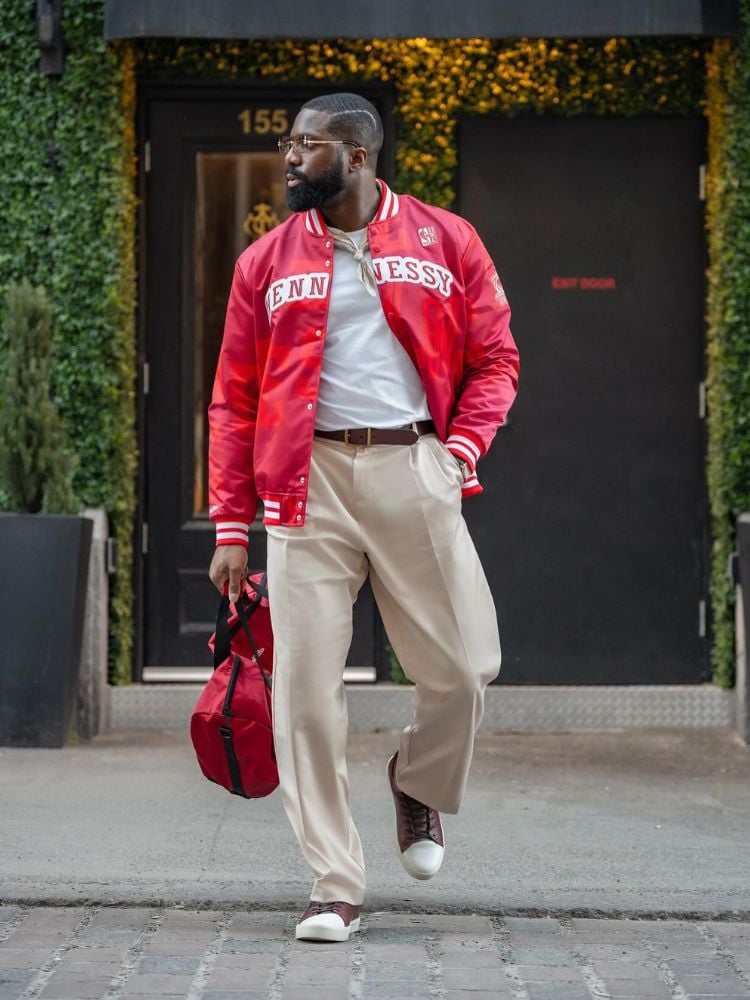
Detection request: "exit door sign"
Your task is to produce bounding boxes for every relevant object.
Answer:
[551,276,617,290]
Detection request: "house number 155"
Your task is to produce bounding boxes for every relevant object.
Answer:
[238,108,289,135]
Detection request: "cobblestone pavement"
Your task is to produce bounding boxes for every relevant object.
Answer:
[1,906,750,1000]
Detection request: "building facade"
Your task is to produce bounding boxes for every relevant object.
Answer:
[1,0,748,691]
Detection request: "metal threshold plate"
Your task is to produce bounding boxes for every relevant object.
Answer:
[142,665,377,683]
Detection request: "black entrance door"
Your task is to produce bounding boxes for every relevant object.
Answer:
[459,116,708,683]
[137,83,394,680]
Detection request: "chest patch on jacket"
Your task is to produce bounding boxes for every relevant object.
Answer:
[265,271,331,317]
[418,226,440,247]
[372,256,454,298]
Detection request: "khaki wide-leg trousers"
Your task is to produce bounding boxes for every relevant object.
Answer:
[266,432,501,905]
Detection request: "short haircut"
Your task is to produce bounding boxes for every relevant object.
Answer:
[302,92,384,158]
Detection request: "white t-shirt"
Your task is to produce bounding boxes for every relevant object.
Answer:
[314,228,433,431]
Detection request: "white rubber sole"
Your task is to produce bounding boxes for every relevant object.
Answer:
[295,916,360,942]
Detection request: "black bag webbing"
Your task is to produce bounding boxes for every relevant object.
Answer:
[213,574,272,691]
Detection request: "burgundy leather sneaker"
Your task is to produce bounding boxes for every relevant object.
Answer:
[295,900,362,942]
[386,751,445,880]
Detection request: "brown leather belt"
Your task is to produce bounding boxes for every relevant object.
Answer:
[314,419,435,446]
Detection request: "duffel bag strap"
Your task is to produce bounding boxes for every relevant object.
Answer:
[213,594,233,671]
[213,574,265,671]
[249,571,269,602]
[234,595,273,692]
[213,590,272,692]
[214,573,271,689]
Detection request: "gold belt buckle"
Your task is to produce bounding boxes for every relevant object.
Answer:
[343,428,373,445]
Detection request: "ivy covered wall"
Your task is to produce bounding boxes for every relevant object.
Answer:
[135,36,708,207]
[1,0,748,685]
[0,0,136,684]
[705,8,750,687]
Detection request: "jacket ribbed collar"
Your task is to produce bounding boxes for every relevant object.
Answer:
[303,179,400,236]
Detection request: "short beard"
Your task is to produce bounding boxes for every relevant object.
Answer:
[286,158,345,212]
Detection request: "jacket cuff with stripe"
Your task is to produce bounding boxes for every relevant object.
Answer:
[215,521,250,546]
[446,429,484,497]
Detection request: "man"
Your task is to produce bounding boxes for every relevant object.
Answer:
[208,92,519,942]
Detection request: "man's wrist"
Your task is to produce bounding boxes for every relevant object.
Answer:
[446,433,481,474]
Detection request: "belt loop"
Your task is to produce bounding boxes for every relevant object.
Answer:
[411,420,418,435]
[344,429,350,445]
[366,427,372,446]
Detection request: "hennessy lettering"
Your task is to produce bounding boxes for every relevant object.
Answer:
[265,272,331,316]
[372,256,454,298]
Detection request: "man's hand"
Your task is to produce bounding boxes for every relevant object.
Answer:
[209,544,248,603]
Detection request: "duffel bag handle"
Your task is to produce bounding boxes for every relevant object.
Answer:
[213,574,263,669]
[213,576,272,691]
[213,595,233,670]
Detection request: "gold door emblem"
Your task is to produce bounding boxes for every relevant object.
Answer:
[243,202,281,241]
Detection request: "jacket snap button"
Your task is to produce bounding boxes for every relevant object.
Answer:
[307,403,313,410]
[300,476,305,483]
[297,501,303,508]
[325,260,331,267]
[296,514,302,521]
[315,329,322,337]
[325,240,331,248]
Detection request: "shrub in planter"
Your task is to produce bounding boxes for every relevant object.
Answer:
[0,279,93,747]
[385,641,413,685]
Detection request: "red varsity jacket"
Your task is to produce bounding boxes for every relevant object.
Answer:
[208,181,519,545]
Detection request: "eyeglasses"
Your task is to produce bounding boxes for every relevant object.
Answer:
[277,135,360,155]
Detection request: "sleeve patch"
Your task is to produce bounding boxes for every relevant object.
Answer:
[490,270,507,305]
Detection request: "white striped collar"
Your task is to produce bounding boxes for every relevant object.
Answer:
[373,180,400,222]
[303,180,400,235]
[304,207,326,235]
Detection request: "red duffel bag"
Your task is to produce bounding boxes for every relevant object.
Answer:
[190,572,278,798]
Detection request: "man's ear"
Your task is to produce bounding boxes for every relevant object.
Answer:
[348,147,368,173]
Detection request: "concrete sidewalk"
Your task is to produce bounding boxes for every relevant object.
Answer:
[1,729,749,917]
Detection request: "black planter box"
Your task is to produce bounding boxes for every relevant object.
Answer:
[0,514,93,747]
